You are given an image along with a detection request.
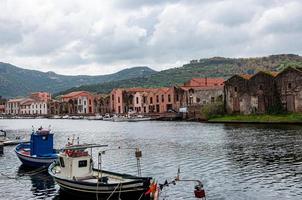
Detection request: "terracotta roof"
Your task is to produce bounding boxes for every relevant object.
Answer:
[20,98,35,106]
[7,98,25,103]
[62,91,94,98]
[180,86,223,91]
[184,78,225,87]
[238,74,253,80]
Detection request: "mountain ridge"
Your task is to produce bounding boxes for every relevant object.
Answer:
[55,54,302,96]
[0,62,156,98]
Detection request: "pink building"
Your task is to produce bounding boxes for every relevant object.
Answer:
[0,105,5,114]
[61,91,96,114]
[110,87,178,114]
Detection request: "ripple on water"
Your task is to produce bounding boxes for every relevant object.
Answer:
[1,120,302,199]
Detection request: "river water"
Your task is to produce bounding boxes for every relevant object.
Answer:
[0,119,302,200]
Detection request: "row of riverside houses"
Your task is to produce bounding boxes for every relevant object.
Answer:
[110,78,224,118]
[4,91,111,116]
[1,78,225,118]
[225,67,302,114]
[2,66,301,118]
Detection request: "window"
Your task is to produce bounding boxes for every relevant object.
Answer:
[156,95,159,103]
[112,95,114,101]
[161,95,164,102]
[288,83,292,89]
[176,94,179,101]
[136,97,139,104]
[83,100,86,105]
[234,87,238,92]
[118,97,120,103]
[211,97,215,103]
[196,98,201,103]
[150,97,153,104]
[259,85,263,90]
[168,95,171,102]
[89,99,91,105]
[79,99,81,104]
[59,157,65,167]
[78,160,87,168]
[143,97,146,104]
[203,100,207,104]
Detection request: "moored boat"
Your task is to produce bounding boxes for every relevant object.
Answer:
[49,143,156,200]
[15,127,58,168]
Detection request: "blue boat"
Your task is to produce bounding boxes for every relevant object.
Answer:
[15,127,58,168]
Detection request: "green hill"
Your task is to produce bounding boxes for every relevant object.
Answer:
[0,63,156,98]
[56,54,302,96]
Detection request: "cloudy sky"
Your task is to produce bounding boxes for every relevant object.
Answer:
[0,0,301,75]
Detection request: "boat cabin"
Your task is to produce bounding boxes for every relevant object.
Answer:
[58,149,93,179]
[30,128,55,156]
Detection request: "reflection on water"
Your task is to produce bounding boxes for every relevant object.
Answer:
[0,119,302,200]
[17,165,56,199]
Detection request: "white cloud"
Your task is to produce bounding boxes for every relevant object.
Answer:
[0,0,301,75]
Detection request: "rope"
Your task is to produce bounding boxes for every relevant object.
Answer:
[118,182,122,200]
[106,182,121,200]
[0,166,47,180]
[18,166,47,176]
[137,192,145,200]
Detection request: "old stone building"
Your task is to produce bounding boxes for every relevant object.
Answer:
[174,78,225,119]
[275,67,302,112]
[225,72,277,114]
[225,67,302,114]
[95,94,111,114]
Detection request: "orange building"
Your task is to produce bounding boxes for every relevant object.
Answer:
[60,91,96,114]
[30,92,51,102]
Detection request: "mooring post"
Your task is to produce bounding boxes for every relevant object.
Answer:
[0,142,3,155]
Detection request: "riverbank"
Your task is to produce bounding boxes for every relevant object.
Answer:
[208,113,302,124]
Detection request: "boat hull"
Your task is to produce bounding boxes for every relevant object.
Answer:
[49,163,152,200]
[15,144,57,168]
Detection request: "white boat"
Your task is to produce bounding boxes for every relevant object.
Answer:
[52,115,61,119]
[87,114,103,120]
[112,115,129,122]
[127,115,152,122]
[0,130,28,146]
[102,113,113,121]
[48,143,155,199]
[62,115,69,119]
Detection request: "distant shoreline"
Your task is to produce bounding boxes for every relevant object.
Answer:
[207,113,302,124]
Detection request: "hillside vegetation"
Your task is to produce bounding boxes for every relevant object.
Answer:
[0,63,156,98]
[56,54,302,96]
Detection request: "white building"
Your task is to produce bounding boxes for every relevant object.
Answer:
[5,98,24,115]
[6,98,48,115]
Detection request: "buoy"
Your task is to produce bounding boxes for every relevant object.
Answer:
[194,184,206,198]
[194,189,205,198]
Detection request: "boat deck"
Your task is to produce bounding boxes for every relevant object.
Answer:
[54,166,137,184]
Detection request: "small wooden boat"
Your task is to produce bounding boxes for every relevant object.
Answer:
[15,127,58,168]
[0,130,29,146]
[49,143,155,200]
